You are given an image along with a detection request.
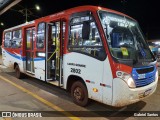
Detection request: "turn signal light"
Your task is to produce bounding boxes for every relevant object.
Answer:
[93,88,98,92]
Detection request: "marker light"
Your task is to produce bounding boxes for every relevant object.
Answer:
[93,88,98,92]
[98,6,102,10]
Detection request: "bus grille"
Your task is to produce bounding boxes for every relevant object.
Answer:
[132,66,156,88]
[134,76,155,87]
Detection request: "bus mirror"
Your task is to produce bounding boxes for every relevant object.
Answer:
[82,21,90,40]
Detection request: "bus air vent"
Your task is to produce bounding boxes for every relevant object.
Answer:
[136,66,154,74]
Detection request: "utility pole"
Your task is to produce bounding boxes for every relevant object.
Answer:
[11,4,40,23]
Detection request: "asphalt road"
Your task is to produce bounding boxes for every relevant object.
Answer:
[0,58,160,120]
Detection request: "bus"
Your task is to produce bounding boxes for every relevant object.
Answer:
[1,5,158,107]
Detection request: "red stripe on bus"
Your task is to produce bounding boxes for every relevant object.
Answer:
[86,80,90,83]
[100,83,106,87]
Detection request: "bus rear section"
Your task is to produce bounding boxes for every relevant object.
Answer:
[2,28,24,74]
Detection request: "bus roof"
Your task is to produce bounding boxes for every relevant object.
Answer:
[4,5,134,32]
[36,5,134,22]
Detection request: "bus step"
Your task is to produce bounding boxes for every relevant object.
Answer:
[48,81,59,86]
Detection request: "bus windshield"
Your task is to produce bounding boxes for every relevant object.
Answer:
[98,11,155,63]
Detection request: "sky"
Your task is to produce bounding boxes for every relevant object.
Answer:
[0,0,160,40]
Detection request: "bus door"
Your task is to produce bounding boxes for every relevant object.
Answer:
[25,27,35,74]
[46,21,65,86]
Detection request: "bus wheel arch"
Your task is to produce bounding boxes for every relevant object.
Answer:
[67,75,89,106]
[14,62,18,69]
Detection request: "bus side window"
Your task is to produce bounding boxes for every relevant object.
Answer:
[4,32,12,48]
[37,22,45,49]
[68,11,106,60]
[12,29,22,48]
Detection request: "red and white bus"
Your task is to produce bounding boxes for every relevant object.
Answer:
[1,5,158,107]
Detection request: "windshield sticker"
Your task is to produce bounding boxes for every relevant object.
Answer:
[121,47,129,56]
[103,16,135,27]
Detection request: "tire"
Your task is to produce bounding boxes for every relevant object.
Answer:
[71,81,89,106]
[15,65,23,79]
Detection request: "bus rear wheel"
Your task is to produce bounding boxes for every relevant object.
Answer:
[15,65,23,79]
[71,81,89,106]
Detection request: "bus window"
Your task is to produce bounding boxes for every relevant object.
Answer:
[26,30,31,49]
[4,31,12,48]
[99,11,154,61]
[13,29,22,39]
[12,29,22,48]
[37,22,45,49]
[68,12,106,60]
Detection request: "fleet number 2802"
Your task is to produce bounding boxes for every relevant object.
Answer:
[71,68,81,74]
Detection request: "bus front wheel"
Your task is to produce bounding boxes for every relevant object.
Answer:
[71,81,89,106]
[15,65,23,79]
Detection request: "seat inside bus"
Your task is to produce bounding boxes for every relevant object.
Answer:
[110,24,135,59]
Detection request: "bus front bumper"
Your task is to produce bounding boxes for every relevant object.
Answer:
[112,77,158,107]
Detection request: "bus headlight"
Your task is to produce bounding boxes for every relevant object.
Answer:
[155,70,159,81]
[126,77,136,88]
[116,71,136,88]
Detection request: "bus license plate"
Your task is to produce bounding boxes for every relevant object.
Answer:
[138,74,145,79]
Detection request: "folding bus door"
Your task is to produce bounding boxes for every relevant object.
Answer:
[25,27,35,74]
[46,20,65,87]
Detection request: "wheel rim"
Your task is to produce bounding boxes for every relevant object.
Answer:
[73,87,84,101]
